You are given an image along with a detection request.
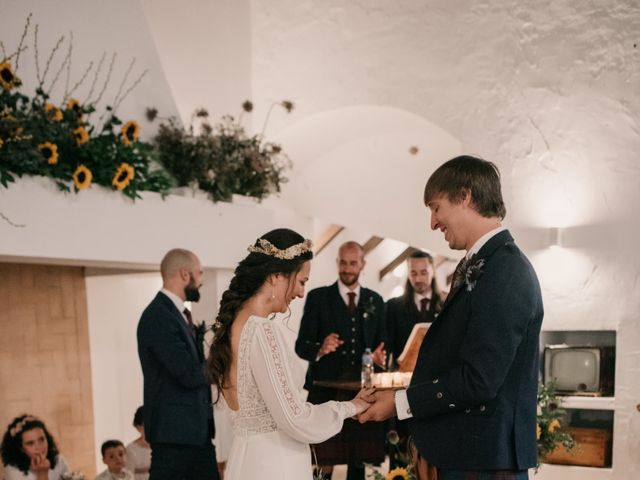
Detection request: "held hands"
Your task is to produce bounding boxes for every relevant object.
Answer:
[350,387,375,416]
[318,332,344,357]
[356,388,397,423]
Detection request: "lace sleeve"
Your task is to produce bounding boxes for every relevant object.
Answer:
[250,320,356,444]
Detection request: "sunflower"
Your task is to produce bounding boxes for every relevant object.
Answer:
[547,418,561,433]
[72,165,92,190]
[112,162,135,190]
[121,120,140,145]
[0,62,20,91]
[44,103,63,122]
[73,126,89,145]
[38,142,59,165]
[66,97,81,112]
[386,467,410,480]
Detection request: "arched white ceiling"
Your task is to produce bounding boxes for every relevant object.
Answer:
[273,105,462,250]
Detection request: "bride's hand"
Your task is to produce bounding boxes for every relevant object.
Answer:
[350,397,372,416]
[355,386,376,403]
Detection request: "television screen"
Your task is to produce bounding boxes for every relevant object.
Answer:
[545,348,600,392]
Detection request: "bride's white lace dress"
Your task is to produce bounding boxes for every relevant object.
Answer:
[224,315,356,479]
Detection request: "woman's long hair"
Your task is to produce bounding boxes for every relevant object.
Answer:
[206,228,313,401]
[1,415,60,474]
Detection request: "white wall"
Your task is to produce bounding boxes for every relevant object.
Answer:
[85,271,159,469]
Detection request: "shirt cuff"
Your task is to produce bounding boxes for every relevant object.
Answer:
[341,400,357,419]
[395,389,413,420]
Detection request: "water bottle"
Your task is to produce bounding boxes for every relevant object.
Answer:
[361,348,374,387]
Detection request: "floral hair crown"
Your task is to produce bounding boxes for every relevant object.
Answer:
[9,416,38,437]
[247,238,313,260]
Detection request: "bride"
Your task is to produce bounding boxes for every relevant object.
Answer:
[207,228,370,479]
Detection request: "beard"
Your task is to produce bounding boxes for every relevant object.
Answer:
[184,278,201,302]
[339,271,360,287]
[412,282,430,295]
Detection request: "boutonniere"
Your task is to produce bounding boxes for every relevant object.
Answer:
[360,296,377,319]
[463,257,486,291]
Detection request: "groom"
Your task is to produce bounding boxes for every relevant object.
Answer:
[359,156,543,479]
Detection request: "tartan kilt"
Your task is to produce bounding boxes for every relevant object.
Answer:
[309,386,386,465]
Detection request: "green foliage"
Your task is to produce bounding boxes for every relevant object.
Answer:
[537,382,576,461]
[154,108,292,203]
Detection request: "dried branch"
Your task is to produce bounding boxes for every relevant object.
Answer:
[34,24,42,84]
[112,69,148,113]
[0,212,26,228]
[67,60,94,99]
[112,57,136,107]
[93,52,116,106]
[62,31,74,101]
[41,35,66,87]
[47,35,73,94]
[84,52,106,104]
[14,13,32,72]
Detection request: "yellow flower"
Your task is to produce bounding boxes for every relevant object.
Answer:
[38,142,59,165]
[0,62,20,91]
[66,98,81,112]
[386,467,410,480]
[536,423,541,440]
[0,138,3,148]
[548,419,561,433]
[121,120,140,145]
[44,103,63,122]
[73,126,89,145]
[112,162,135,190]
[72,165,92,190]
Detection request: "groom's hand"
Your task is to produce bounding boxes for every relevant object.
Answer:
[357,389,396,423]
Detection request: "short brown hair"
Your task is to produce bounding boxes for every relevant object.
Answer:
[423,155,506,219]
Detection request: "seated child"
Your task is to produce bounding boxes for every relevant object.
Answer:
[95,440,133,480]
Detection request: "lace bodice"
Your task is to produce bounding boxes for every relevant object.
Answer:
[229,317,279,436]
[227,316,356,442]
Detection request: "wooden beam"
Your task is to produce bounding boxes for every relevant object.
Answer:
[361,236,384,256]
[313,224,344,255]
[379,246,419,281]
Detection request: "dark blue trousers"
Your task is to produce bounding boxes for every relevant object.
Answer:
[149,442,220,480]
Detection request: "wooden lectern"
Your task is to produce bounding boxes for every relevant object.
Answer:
[397,323,430,372]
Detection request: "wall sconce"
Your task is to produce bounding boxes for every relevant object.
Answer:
[549,227,564,249]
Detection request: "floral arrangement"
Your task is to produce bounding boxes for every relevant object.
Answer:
[0,15,171,200]
[151,100,292,203]
[537,382,575,462]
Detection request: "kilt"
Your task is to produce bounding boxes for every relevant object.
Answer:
[436,469,529,480]
[309,386,386,465]
[313,417,386,465]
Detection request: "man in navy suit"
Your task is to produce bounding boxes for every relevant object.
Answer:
[359,156,543,480]
[295,241,386,480]
[137,249,220,480]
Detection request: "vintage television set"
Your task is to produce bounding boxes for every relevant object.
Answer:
[543,345,615,396]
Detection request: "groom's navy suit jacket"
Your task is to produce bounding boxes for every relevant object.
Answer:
[137,292,214,446]
[407,230,543,471]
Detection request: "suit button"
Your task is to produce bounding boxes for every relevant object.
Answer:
[407,408,411,415]
[351,349,355,354]
[352,327,356,332]
[465,408,471,414]
[351,339,355,343]
[436,392,443,399]
[432,378,439,384]
[352,318,356,323]
[449,404,455,408]
[342,351,347,355]
[479,405,486,412]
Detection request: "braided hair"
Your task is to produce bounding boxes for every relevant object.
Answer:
[207,228,313,400]
[1,415,60,474]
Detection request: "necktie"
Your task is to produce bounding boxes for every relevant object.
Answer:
[446,256,470,302]
[420,297,429,313]
[183,308,196,336]
[347,292,357,313]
